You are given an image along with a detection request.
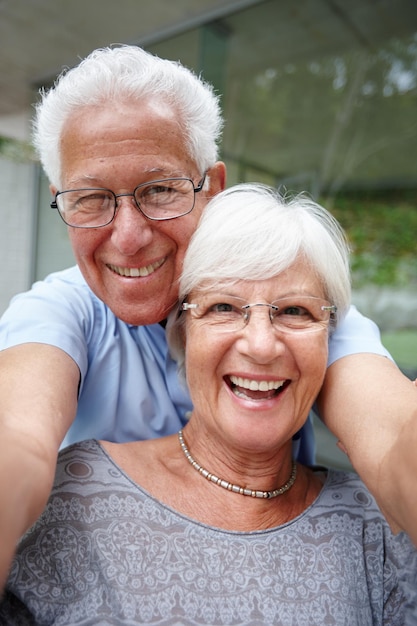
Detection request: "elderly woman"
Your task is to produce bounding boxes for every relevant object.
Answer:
[0,183,414,625]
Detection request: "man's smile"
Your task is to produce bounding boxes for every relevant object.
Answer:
[107,258,165,277]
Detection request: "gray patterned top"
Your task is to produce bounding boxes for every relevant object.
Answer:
[0,439,415,625]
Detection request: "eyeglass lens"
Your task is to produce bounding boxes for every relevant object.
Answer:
[183,294,335,333]
[54,178,198,227]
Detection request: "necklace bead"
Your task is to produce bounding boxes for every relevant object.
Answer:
[178,429,297,499]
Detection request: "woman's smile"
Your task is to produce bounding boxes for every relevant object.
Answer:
[226,375,290,401]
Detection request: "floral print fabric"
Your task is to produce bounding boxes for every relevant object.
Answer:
[0,439,414,625]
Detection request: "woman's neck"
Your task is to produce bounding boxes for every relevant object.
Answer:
[100,435,325,532]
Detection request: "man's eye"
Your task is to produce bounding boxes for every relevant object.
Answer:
[146,185,172,195]
[141,185,177,201]
[76,193,110,207]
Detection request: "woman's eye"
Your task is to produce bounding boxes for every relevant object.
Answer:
[279,305,316,323]
[211,303,234,313]
[283,306,306,316]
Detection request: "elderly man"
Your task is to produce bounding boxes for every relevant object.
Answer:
[0,45,416,589]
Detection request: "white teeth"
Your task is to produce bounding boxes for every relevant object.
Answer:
[108,258,164,277]
[229,375,285,391]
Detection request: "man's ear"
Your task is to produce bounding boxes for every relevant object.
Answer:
[207,161,226,196]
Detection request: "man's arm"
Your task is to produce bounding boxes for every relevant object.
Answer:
[318,353,417,542]
[0,343,79,590]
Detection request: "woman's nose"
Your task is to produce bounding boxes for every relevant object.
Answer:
[110,195,153,255]
[236,307,286,362]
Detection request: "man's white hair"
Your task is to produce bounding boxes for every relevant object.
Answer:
[32,45,224,188]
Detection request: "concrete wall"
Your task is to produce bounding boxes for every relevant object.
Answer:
[0,156,35,314]
[353,287,417,332]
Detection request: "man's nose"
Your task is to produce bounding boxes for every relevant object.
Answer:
[110,195,153,255]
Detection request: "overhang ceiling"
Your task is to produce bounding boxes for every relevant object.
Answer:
[0,0,260,139]
[1,0,416,141]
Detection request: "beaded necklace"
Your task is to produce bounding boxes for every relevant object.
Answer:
[178,429,297,499]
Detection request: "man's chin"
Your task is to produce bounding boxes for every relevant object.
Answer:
[79,268,177,325]
[110,300,177,327]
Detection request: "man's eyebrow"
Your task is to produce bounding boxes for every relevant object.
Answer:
[68,169,186,184]
[65,175,101,187]
[145,168,190,178]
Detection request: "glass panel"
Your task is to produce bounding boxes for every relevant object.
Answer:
[35,172,75,281]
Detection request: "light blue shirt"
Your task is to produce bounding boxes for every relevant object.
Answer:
[0,266,390,461]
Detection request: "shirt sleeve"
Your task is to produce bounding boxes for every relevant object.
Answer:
[0,267,193,447]
[0,267,90,378]
[328,305,392,366]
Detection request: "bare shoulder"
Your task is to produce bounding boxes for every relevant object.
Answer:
[101,435,181,488]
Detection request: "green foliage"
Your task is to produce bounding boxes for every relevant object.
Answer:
[0,136,34,162]
[382,329,417,372]
[328,191,417,287]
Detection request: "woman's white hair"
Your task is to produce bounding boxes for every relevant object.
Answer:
[32,45,223,188]
[167,183,351,380]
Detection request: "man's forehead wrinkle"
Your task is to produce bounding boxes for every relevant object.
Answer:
[66,167,187,188]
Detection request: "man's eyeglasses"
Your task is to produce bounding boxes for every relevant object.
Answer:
[51,174,206,228]
[181,293,337,334]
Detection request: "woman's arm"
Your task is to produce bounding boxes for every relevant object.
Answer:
[318,353,417,542]
[0,343,79,590]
